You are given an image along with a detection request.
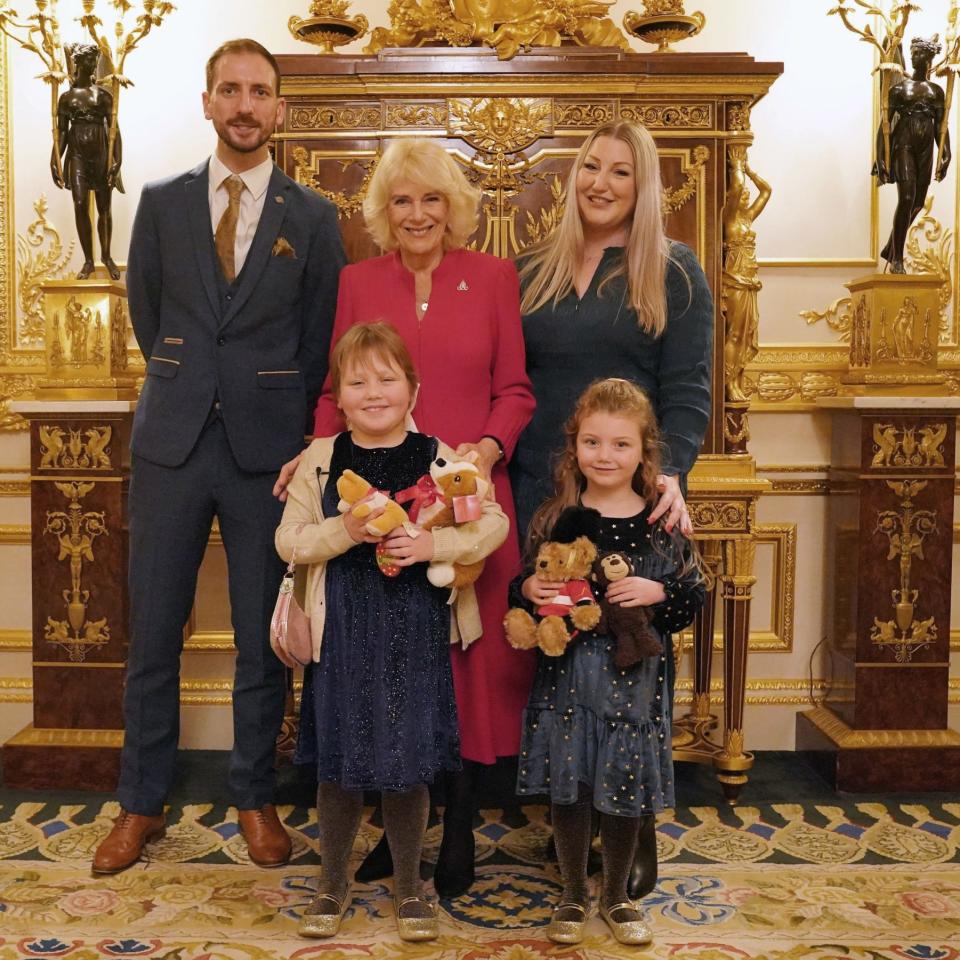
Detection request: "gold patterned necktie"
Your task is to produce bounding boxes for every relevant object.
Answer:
[214,175,245,282]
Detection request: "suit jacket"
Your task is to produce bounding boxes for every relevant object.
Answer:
[127,159,345,472]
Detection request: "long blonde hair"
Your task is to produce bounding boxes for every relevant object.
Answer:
[527,378,662,554]
[519,121,673,337]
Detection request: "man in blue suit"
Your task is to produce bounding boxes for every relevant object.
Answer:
[93,38,345,874]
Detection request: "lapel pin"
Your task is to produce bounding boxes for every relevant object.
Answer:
[457,280,469,291]
[275,195,285,204]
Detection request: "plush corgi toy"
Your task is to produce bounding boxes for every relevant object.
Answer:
[336,469,408,537]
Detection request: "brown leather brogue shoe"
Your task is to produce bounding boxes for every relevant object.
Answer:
[92,809,166,875]
[238,804,292,867]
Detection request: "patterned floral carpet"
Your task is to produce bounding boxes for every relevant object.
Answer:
[1,798,959,959]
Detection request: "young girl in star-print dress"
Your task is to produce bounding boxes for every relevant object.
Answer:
[514,378,705,948]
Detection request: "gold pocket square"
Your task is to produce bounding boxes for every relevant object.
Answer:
[272,237,297,258]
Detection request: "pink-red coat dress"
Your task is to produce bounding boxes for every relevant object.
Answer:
[313,247,537,764]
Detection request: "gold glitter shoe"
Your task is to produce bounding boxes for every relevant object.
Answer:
[298,891,348,938]
[599,901,653,946]
[546,901,588,944]
[395,895,440,942]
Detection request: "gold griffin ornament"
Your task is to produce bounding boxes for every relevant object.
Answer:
[365,0,631,61]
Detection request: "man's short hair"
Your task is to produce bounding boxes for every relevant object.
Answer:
[206,38,281,95]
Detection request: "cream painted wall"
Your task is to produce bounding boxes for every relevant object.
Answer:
[1,0,958,755]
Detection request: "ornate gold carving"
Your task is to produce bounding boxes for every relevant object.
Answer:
[721,145,769,406]
[719,727,746,761]
[871,422,948,468]
[111,300,128,371]
[723,407,749,449]
[39,424,113,471]
[293,147,380,219]
[42,480,110,662]
[618,102,712,128]
[801,706,960,748]
[522,175,565,248]
[448,97,552,154]
[875,298,935,364]
[16,196,75,348]
[870,479,938,663]
[904,198,953,342]
[288,104,381,130]
[726,100,751,131]
[288,0,369,53]
[384,102,448,127]
[366,0,631,62]
[662,144,709,215]
[802,295,854,340]
[554,102,615,127]
[687,500,746,530]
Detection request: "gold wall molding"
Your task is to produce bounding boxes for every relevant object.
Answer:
[0,524,29,545]
[0,677,32,703]
[0,629,30,649]
[3,673,958,707]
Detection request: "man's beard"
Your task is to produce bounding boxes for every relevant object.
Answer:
[213,115,274,154]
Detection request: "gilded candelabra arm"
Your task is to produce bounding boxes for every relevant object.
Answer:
[0,1,68,183]
[78,0,176,189]
[828,2,915,173]
[935,1,960,177]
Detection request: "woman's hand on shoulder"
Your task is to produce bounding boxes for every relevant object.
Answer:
[455,439,500,478]
[522,574,562,605]
[272,452,304,502]
[648,473,693,537]
[604,576,666,608]
[383,526,434,565]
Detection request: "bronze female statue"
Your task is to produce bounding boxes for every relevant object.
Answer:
[874,36,951,274]
[51,42,123,281]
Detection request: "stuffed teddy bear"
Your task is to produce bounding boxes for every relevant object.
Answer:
[593,550,662,668]
[336,469,408,537]
[503,506,602,657]
[399,452,490,589]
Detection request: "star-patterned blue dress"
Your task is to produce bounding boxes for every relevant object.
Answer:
[515,508,704,816]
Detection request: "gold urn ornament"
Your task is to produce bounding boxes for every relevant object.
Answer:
[624,0,705,52]
[289,0,369,53]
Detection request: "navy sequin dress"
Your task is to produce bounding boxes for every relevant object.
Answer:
[516,508,704,816]
[296,432,461,791]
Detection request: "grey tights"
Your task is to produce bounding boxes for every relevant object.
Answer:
[313,781,431,917]
[552,785,645,920]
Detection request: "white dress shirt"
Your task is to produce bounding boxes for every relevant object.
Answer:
[208,153,274,278]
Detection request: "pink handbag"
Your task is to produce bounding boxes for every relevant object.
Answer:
[270,552,312,667]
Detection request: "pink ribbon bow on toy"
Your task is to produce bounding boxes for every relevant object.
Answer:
[395,474,441,522]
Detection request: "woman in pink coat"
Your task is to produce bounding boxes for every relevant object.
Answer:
[298,137,536,897]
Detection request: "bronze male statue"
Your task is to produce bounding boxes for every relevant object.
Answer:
[51,42,122,281]
[874,36,951,274]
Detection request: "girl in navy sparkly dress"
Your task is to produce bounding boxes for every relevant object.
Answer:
[275,323,508,942]
[514,378,704,947]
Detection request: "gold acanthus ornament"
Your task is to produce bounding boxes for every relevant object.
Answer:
[365,0,631,61]
[43,480,110,662]
[16,195,74,349]
[870,479,939,664]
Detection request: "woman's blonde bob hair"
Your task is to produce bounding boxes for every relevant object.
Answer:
[363,138,481,252]
[519,120,675,337]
